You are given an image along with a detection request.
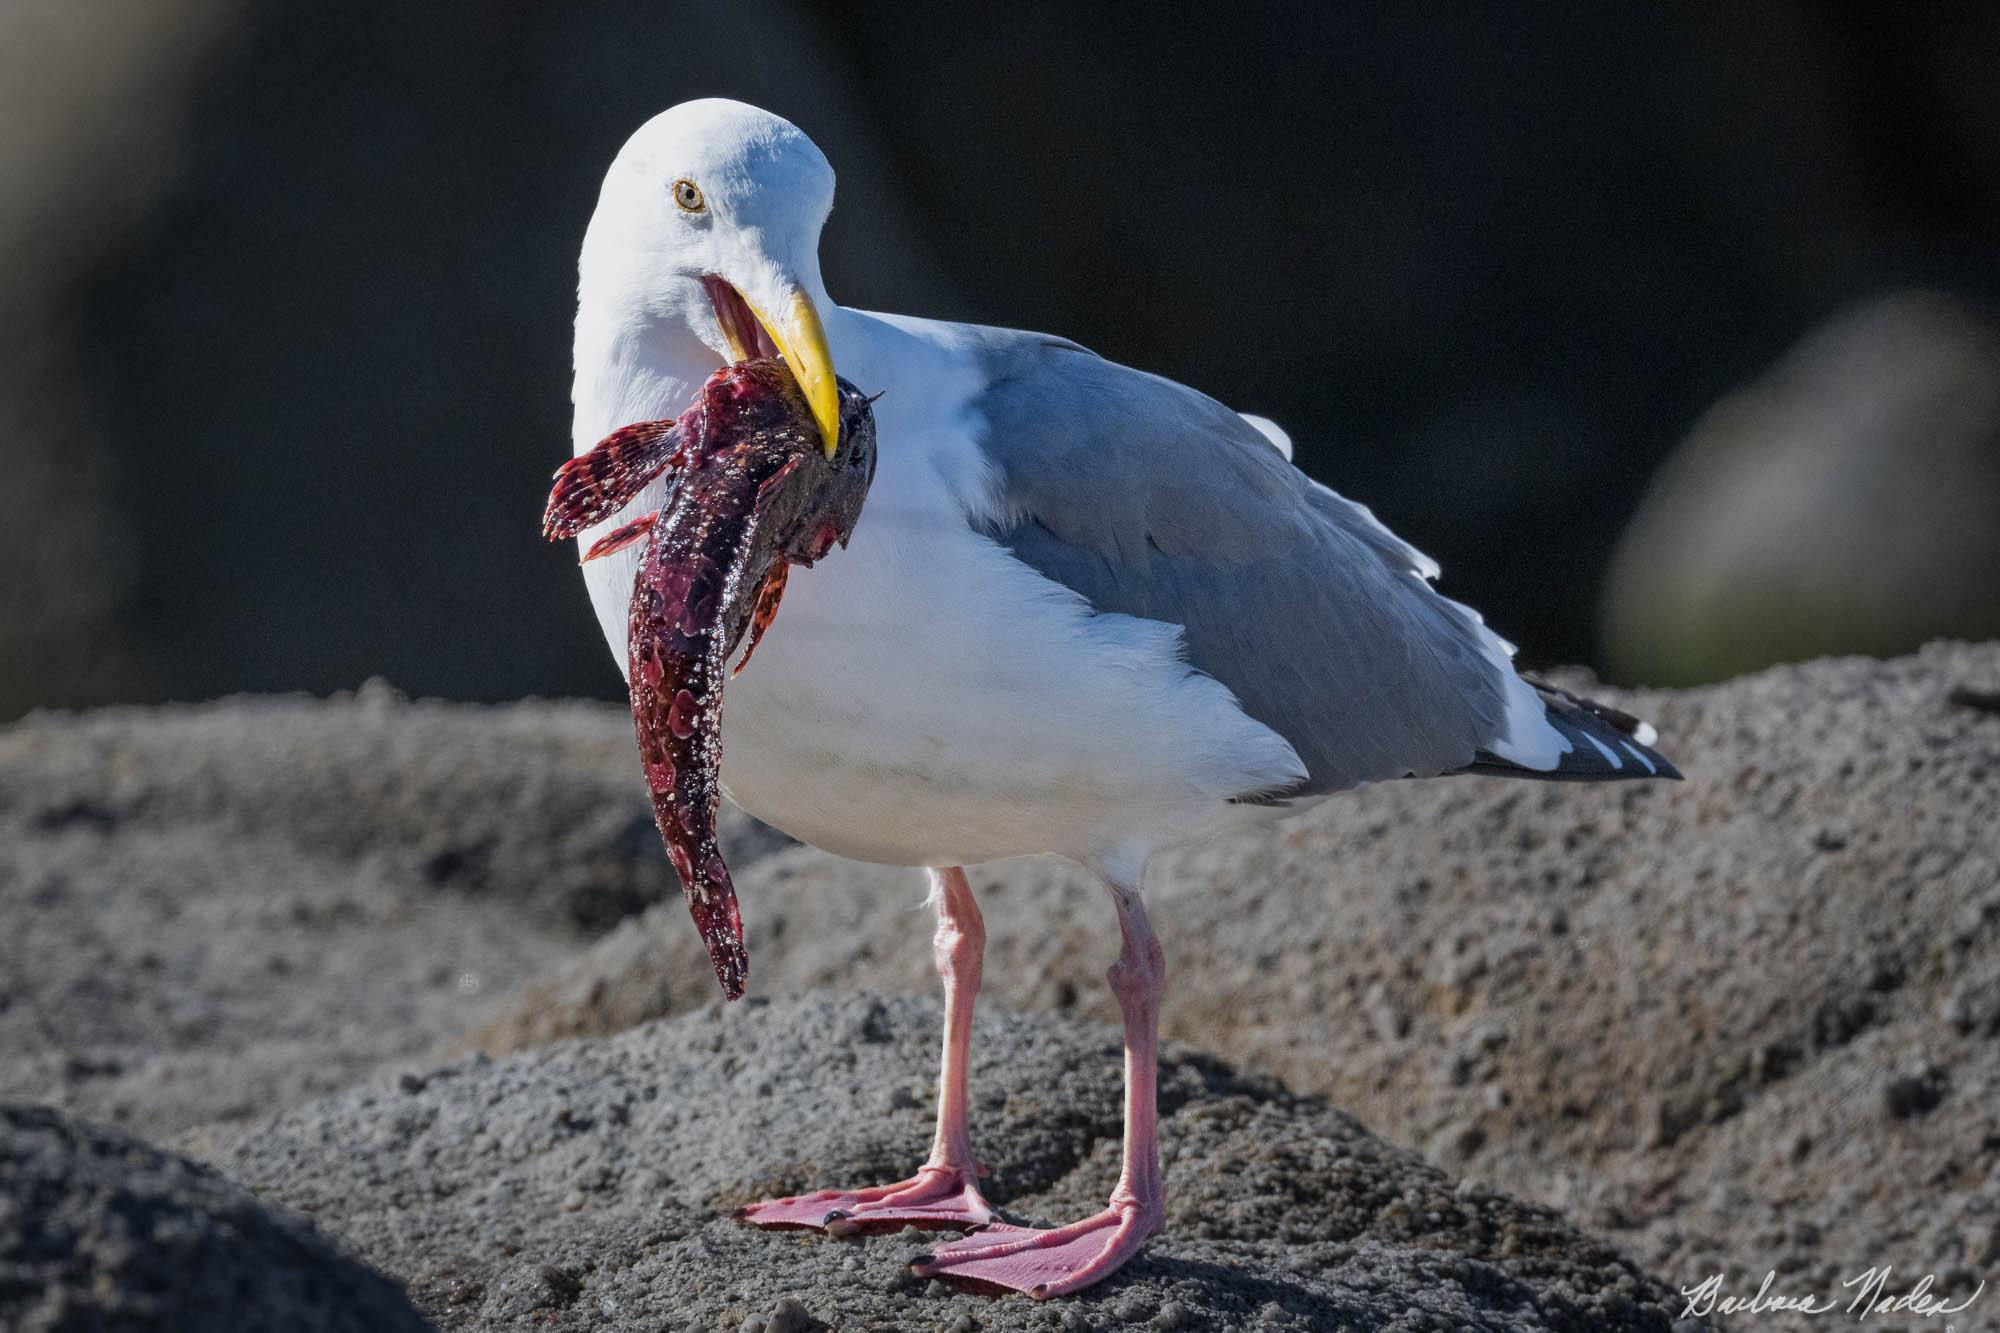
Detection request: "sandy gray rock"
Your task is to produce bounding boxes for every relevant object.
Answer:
[0,686,783,1138]
[468,642,2000,1324]
[218,993,1692,1332]
[6,647,1995,1329]
[0,1101,431,1332]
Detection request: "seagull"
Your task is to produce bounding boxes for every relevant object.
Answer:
[568,98,1680,1299]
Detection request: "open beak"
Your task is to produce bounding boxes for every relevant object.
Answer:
[703,276,840,457]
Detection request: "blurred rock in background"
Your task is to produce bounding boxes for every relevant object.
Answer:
[1,4,1997,718]
[0,0,246,716]
[1605,291,2000,685]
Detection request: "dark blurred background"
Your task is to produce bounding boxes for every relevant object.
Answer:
[4,1,1998,721]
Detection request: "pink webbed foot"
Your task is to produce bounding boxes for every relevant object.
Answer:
[910,1200,1158,1299]
[737,1164,995,1236]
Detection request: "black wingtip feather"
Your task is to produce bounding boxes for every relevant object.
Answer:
[1460,678,1682,783]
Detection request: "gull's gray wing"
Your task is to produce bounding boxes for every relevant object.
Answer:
[962,326,1677,796]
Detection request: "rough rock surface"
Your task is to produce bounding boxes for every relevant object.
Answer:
[0,684,782,1138]
[0,1101,430,1333]
[219,993,1690,1332]
[5,646,1996,1329]
[467,642,2000,1321]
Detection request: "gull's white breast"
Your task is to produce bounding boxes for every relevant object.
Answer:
[575,310,1303,875]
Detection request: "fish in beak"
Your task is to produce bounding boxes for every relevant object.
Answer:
[544,358,877,999]
[702,276,841,457]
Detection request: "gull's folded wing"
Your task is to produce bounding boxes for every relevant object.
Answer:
[962,327,1674,796]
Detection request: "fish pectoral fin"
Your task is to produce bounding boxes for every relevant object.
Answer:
[544,419,685,539]
[581,510,660,562]
[731,563,790,678]
[752,455,805,517]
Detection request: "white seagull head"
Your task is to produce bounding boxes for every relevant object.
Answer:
[581,99,842,453]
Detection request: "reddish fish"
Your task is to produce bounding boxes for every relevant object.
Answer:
[543,359,877,998]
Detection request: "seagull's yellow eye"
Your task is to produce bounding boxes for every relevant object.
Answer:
[672,178,706,213]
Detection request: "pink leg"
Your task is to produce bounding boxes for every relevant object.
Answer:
[914,881,1166,1298]
[738,867,995,1234]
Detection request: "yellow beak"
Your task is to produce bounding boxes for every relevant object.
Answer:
[719,285,840,458]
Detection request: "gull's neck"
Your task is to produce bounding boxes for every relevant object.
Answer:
[570,281,719,454]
